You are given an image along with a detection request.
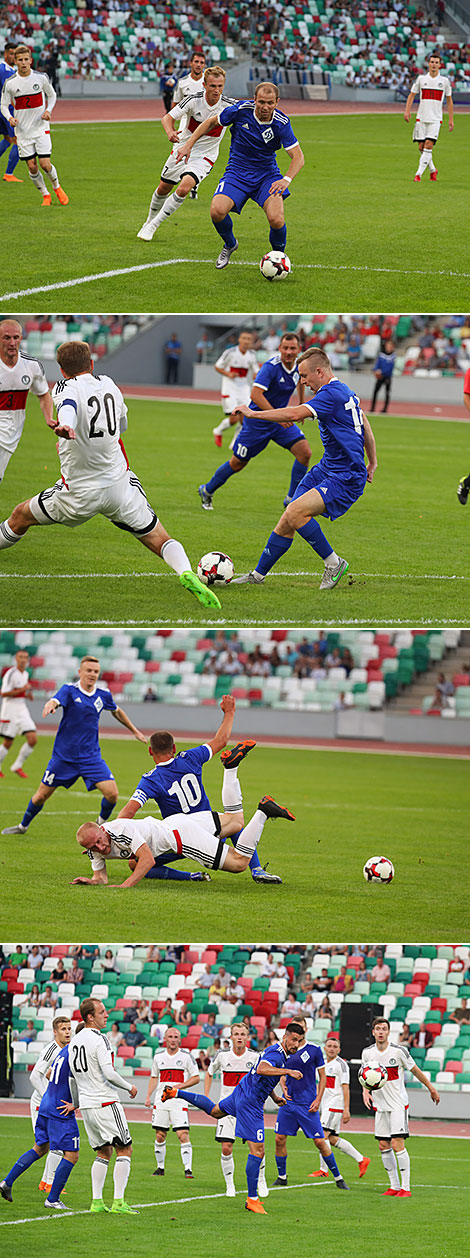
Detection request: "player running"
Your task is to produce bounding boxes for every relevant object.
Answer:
[0,318,54,485]
[137,67,231,241]
[0,339,221,611]
[457,363,470,503]
[176,81,304,268]
[73,794,295,887]
[205,1022,268,1197]
[145,1028,200,1179]
[160,1022,306,1213]
[0,1029,79,1211]
[273,1026,349,1190]
[164,48,206,201]
[0,45,68,205]
[29,1015,72,1195]
[0,42,22,182]
[1,654,146,837]
[69,998,138,1213]
[0,648,37,779]
[361,1016,440,1197]
[212,331,258,448]
[232,346,377,592]
[310,1033,370,1180]
[404,51,453,183]
[199,333,310,509]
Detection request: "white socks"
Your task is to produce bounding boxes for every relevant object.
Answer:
[258,1155,267,1190]
[0,521,23,548]
[335,1137,362,1163]
[46,163,59,189]
[91,1155,109,1199]
[213,416,231,436]
[221,1152,235,1189]
[28,169,47,194]
[381,1147,400,1190]
[222,766,243,813]
[113,1154,131,1200]
[148,190,167,219]
[152,190,186,227]
[11,742,34,772]
[160,538,192,577]
[325,549,340,566]
[396,1148,410,1190]
[44,1149,62,1184]
[233,808,265,859]
[155,1139,166,1169]
[417,149,433,176]
[181,1141,193,1172]
[0,745,7,767]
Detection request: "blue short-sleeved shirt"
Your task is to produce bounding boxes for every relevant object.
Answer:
[132,744,213,818]
[219,101,298,182]
[35,1045,80,1152]
[304,378,366,480]
[51,683,117,767]
[282,1042,325,1107]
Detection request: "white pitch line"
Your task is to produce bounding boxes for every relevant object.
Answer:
[0,570,467,582]
[2,618,469,628]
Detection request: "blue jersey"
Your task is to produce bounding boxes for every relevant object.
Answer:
[283,1042,325,1107]
[248,354,300,415]
[238,1042,289,1105]
[132,744,213,818]
[304,378,366,479]
[38,1045,74,1119]
[0,60,15,117]
[52,683,117,764]
[374,350,396,379]
[219,101,298,181]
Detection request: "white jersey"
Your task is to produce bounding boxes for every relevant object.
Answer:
[207,1046,259,1100]
[169,90,231,163]
[411,73,452,123]
[68,1026,133,1107]
[1,69,56,140]
[52,372,128,489]
[90,815,178,872]
[361,1041,414,1111]
[323,1055,349,1111]
[30,1038,63,1109]
[173,72,204,113]
[150,1047,198,1102]
[0,351,48,452]
[0,665,31,723]
[216,345,258,407]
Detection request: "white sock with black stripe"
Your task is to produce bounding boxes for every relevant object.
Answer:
[113,1154,131,1200]
[381,1147,400,1189]
[160,538,192,576]
[232,808,266,859]
[44,1149,62,1184]
[417,148,432,176]
[222,767,242,811]
[148,189,167,219]
[0,521,24,548]
[29,168,47,194]
[181,1141,193,1172]
[45,163,59,189]
[91,1155,109,1199]
[396,1148,410,1190]
[151,190,186,227]
[155,1139,166,1168]
[221,1152,234,1187]
[11,741,34,771]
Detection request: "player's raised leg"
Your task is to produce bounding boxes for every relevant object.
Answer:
[138,520,221,609]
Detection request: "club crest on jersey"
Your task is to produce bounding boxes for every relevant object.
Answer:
[21,375,31,385]
[33,83,41,91]
[94,696,103,713]
[261,127,274,143]
[300,1050,310,1062]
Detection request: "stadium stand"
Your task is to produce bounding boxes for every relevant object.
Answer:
[21,315,151,363]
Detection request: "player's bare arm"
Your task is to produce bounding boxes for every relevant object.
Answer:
[363,414,377,482]
[206,693,236,754]
[403,91,415,121]
[447,96,454,130]
[42,697,60,718]
[309,1064,325,1111]
[111,706,147,743]
[145,1077,159,1106]
[411,1063,440,1103]
[117,797,142,820]
[237,402,310,425]
[361,1087,373,1109]
[257,1061,303,1079]
[161,112,180,143]
[269,142,304,196]
[342,1083,351,1123]
[71,868,109,886]
[111,842,156,888]
[37,392,54,426]
[176,114,216,161]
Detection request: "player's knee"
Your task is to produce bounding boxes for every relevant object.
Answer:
[285,502,302,529]
[177,180,192,198]
[28,733,38,746]
[210,201,224,223]
[104,783,119,803]
[229,456,244,472]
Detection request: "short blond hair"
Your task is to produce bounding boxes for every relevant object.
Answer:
[297,345,332,371]
[254,80,280,101]
[204,64,226,83]
[14,44,31,57]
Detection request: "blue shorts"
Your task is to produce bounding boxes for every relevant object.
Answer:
[233,419,304,462]
[215,168,290,214]
[42,753,114,792]
[292,460,367,521]
[275,1103,324,1140]
[0,116,15,141]
[219,1088,266,1143]
[35,1111,80,1152]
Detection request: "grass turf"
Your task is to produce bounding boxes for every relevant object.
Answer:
[0,736,467,939]
[1,115,469,311]
[0,1118,468,1257]
[0,399,469,627]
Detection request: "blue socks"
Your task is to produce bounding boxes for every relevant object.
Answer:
[269,224,287,251]
[98,797,115,822]
[145,863,194,881]
[214,214,236,248]
[0,137,10,159]
[48,1156,75,1202]
[286,459,307,500]
[324,1149,341,1179]
[256,531,292,577]
[5,1147,39,1186]
[246,1152,262,1198]
[275,1154,287,1179]
[6,145,18,174]
[297,518,333,559]
[177,1089,215,1116]
[21,799,43,829]
[206,461,237,495]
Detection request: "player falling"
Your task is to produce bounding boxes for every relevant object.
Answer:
[404,51,453,183]
[0,45,68,205]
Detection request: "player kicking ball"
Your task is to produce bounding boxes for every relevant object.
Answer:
[404,51,453,183]
[0,45,68,205]
[176,81,304,269]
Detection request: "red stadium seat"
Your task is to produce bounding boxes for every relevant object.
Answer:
[431,998,447,1013]
[171,650,186,662]
[446,1060,463,1073]
[404,983,423,997]
[117,1046,135,1058]
[176,989,193,1003]
[2,968,18,980]
[413,972,431,987]
[175,963,192,975]
[145,661,161,673]
[453,673,469,687]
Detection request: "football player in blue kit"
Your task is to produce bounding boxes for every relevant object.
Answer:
[233,345,378,591]
[160,1022,305,1213]
[198,333,311,511]
[176,81,304,268]
[117,693,282,885]
[0,43,22,182]
[273,1025,349,1190]
[1,654,147,837]
[0,1029,80,1210]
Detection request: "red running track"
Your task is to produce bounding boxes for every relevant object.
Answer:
[121,384,469,423]
[53,97,421,124]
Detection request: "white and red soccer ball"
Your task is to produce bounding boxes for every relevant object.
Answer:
[197,551,234,586]
[358,1062,389,1091]
[259,250,291,280]
[363,856,395,884]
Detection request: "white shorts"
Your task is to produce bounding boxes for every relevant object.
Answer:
[161,146,215,188]
[0,706,36,740]
[221,390,250,416]
[17,126,52,160]
[320,1107,342,1135]
[413,120,440,143]
[30,1096,40,1131]
[152,814,229,870]
[374,1106,409,1141]
[152,1098,189,1131]
[29,469,158,536]
[215,1113,236,1142]
[0,446,14,481]
[81,1102,132,1150]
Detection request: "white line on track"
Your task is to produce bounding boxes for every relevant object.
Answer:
[0,570,466,581]
[3,258,470,302]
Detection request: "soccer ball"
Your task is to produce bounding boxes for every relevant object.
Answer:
[197,551,234,586]
[363,856,395,884]
[358,1062,388,1091]
[259,250,291,281]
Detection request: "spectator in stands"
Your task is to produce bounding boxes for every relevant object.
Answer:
[347,333,363,370]
[316,997,334,1027]
[340,646,355,675]
[28,946,44,971]
[9,946,27,968]
[302,993,316,1019]
[263,328,279,355]
[448,956,464,973]
[449,999,470,1024]
[50,958,67,982]
[399,1024,413,1046]
[67,958,84,987]
[331,966,354,993]
[269,644,283,672]
[160,61,177,112]
[101,949,120,975]
[196,964,214,989]
[123,999,140,1024]
[202,1012,221,1037]
[108,1022,124,1052]
[19,984,41,1009]
[411,1023,434,1049]
[210,966,231,999]
[39,985,57,1009]
[245,646,271,678]
[262,953,277,978]
[17,1019,37,1043]
[79,945,100,959]
[146,945,161,963]
[143,685,158,701]
[300,972,314,993]
[215,649,243,677]
[282,991,302,1018]
[463,964,470,986]
[312,968,333,993]
[158,997,178,1026]
[137,999,152,1023]
[433,672,455,710]
[175,1006,193,1027]
[164,331,182,385]
[275,959,288,980]
[226,977,244,1006]
[196,332,213,362]
[370,953,391,983]
[124,1025,146,1048]
[267,1028,281,1045]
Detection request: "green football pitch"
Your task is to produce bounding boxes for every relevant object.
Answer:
[0,398,468,628]
[0,736,466,939]
[1,114,469,311]
[0,1118,467,1257]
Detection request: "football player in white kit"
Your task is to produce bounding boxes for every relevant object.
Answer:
[172,49,206,200]
[205,1022,268,1197]
[137,67,231,241]
[311,1033,370,1180]
[0,648,37,778]
[68,998,138,1214]
[361,1016,440,1197]
[0,45,68,205]
[0,318,53,484]
[145,1027,200,1177]
[211,331,258,450]
[404,51,453,183]
[0,338,221,611]
[29,1015,72,1194]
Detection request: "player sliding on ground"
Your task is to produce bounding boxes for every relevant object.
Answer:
[0,339,221,611]
[0,45,68,205]
[176,81,304,269]
[232,346,377,592]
